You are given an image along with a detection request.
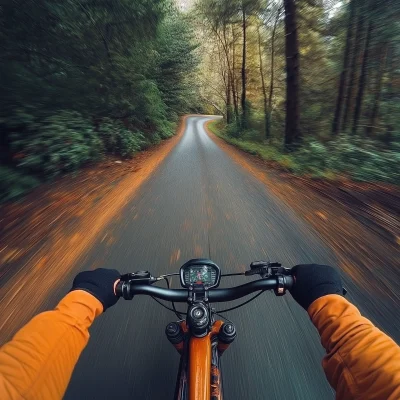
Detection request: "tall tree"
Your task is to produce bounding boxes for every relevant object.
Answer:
[366,43,388,137]
[241,0,248,128]
[196,0,241,122]
[283,0,301,147]
[332,0,356,135]
[352,19,373,135]
[267,7,281,140]
[257,25,268,138]
[231,25,240,119]
[222,27,233,123]
[383,45,397,143]
[342,1,364,132]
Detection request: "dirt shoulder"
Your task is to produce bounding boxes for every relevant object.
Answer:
[206,121,400,338]
[0,116,188,341]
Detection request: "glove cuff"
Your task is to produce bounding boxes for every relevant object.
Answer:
[70,283,107,310]
[304,283,343,310]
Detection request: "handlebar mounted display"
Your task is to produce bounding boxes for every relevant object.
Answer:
[179,259,221,289]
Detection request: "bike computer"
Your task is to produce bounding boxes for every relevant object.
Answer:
[180,259,221,289]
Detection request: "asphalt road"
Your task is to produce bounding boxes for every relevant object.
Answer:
[64,116,339,399]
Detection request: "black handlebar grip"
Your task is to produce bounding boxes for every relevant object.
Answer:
[115,281,123,298]
[284,275,294,290]
[115,281,134,300]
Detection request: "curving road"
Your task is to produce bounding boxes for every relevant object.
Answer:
[63,116,340,399]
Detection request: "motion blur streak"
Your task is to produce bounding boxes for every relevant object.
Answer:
[1,117,399,399]
[64,115,336,399]
[0,117,186,342]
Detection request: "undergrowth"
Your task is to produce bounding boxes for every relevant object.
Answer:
[207,120,400,185]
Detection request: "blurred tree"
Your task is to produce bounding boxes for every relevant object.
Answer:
[341,0,364,132]
[257,25,268,137]
[352,17,373,135]
[283,0,301,147]
[0,0,200,199]
[194,0,399,183]
[332,0,356,135]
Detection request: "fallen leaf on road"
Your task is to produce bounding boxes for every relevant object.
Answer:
[315,211,328,220]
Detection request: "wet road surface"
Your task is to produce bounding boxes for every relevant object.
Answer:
[60,116,344,399]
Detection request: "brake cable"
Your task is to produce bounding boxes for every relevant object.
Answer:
[164,277,184,319]
[149,271,270,317]
[215,290,265,313]
[213,312,233,324]
[150,295,185,317]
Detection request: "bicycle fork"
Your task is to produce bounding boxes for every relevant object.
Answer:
[166,321,237,400]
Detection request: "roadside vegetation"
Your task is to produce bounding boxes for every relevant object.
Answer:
[1,0,399,203]
[0,0,202,202]
[208,119,400,183]
[197,0,399,185]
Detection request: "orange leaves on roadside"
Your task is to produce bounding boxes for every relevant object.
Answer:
[34,257,48,272]
[69,234,81,244]
[1,248,22,264]
[315,211,328,221]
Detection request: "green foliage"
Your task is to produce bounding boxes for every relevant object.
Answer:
[211,120,400,184]
[98,119,148,158]
[0,167,40,202]
[0,1,201,200]
[157,120,176,139]
[284,136,400,184]
[224,123,242,138]
[155,14,202,115]
[210,120,285,161]
[198,0,399,181]
[11,111,102,178]
[224,107,264,142]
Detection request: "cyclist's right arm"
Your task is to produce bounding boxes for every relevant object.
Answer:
[308,294,400,400]
[290,264,400,400]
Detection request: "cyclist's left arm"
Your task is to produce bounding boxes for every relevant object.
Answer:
[0,290,102,399]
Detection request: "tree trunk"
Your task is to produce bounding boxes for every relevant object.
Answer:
[241,2,247,128]
[231,25,239,120]
[226,75,232,123]
[267,10,279,140]
[332,0,356,135]
[384,45,395,143]
[342,3,364,132]
[257,26,268,139]
[216,38,231,123]
[352,20,373,135]
[366,43,388,137]
[283,0,301,148]
[221,26,234,124]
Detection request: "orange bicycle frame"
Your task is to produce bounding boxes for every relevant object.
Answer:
[173,320,228,400]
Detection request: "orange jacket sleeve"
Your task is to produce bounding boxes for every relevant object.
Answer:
[308,294,400,400]
[0,290,103,400]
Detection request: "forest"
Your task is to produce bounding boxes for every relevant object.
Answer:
[0,0,202,201]
[0,0,399,202]
[198,0,400,183]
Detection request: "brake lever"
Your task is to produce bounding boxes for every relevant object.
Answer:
[245,261,290,278]
[120,271,157,284]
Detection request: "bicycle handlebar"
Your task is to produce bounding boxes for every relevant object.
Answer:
[116,275,294,303]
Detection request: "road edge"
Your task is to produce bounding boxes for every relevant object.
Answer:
[0,115,189,342]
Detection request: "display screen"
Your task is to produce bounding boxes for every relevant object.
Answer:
[180,260,220,288]
[189,266,212,284]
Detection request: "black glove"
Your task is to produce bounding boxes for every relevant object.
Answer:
[70,268,121,311]
[289,264,343,310]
